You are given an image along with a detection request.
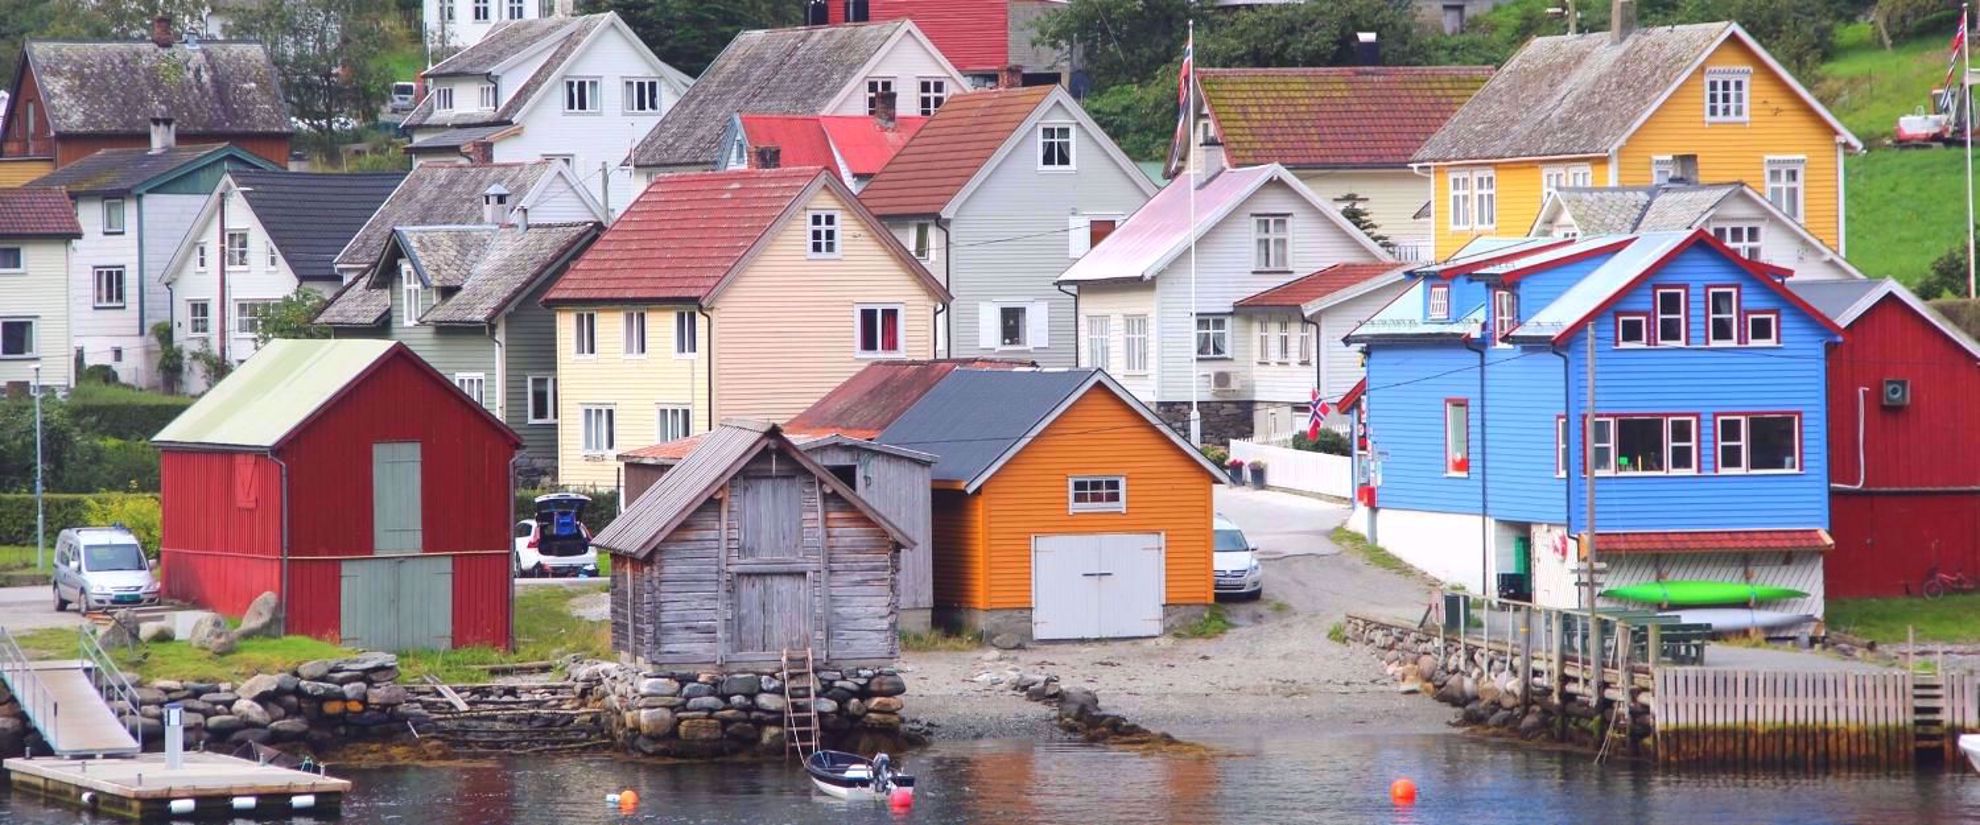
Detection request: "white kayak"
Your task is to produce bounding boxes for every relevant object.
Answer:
[1961,735,1980,774]
[1673,608,1814,632]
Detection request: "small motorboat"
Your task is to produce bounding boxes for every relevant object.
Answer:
[805,750,915,800]
[1960,735,1980,774]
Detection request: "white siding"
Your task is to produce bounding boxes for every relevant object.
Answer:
[522,171,605,223]
[1315,281,1406,399]
[824,34,967,117]
[70,194,150,385]
[0,237,72,387]
[425,0,547,52]
[1245,312,1317,404]
[1294,167,1433,247]
[1072,280,1159,401]
[163,196,308,393]
[497,23,683,217]
[1706,194,1858,281]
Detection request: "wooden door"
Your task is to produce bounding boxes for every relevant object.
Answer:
[1031,533,1164,640]
[371,442,423,555]
[733,572,810,656]
[340,555,454,651]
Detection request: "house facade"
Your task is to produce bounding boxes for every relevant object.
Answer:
[402,12,691,218]
[1180,66,1492,262]
[0,187,82,389]
[1788,279,1980,599]
[28,140,277,389]
[628,21,967,178]
[541,167,950,489]
[425,0,573,53]
[1057,164,1390,444]
[1232,262,1411,415]
[860,85,1156,366]
[811,0,1072,88]
[1346,230,1841,625]
[161,170,406,392]
[1532,174,1863,282]
[1412,19,1861,260]
[1,33,292,169]
[318,161,607,476]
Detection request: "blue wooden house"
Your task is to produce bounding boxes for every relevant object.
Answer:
[1344,230,1845,622]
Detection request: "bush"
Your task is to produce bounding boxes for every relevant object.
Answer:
[57,438,160,493]
[83,495,162,556]
[515,488,620,536]
[0,493,159,546]
[65,383,194,441]
[1292,428,1351,456]
[1200,444,1230,465]
[0,398,80,494]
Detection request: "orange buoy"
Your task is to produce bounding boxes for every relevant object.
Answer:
[618,789,639,813]
[1389,778,1417,805]
[889,787,914,811]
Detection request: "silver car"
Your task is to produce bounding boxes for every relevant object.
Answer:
[52,527,159,612]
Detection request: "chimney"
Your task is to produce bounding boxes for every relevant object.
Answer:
[1670,154,1700,185]
[516,204,530,231]
[148,115,176,153]
[151,15,175,48]
[999,64,1024,89]
[482,183,511,224]
[1611,0,1636,43]
[1354,32,1380,66]
[756,145,781,169]
[1196,126,1225,183]
[873,90,897,129]
[464,139,494,165]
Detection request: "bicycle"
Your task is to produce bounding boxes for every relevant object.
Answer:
[1922,565,1977,599]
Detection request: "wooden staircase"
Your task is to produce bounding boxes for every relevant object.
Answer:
[780,648,821,761]
[1916,674,1948,756]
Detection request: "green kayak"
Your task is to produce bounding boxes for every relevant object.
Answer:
[1600,580,1807,607]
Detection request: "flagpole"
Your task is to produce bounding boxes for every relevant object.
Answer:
[1966,2,1975,298]
[1187,19,1202,446]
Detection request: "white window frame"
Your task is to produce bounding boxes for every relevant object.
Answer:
[1590,417,1614,474]
[997,303,1029,349]
[1540,163,1593,197]
[1474,168,1496,228]
[0,317,36,359]
[1428,284,1450,320]
[656,405,692,443]
[1653,286,1687,347]
[1705,286,1740,347]
[1122,314,1149,374]
[1651,156,1674,185]
[505,0,524,19]
[865,78,894,115]
[1745,311,1780,346]
[435,86,455,111]
[1492,288,1517,345]
[477,82,498,110]
[233,299,273,337]
[1766,157,1806,223]
[1252,213,1291,272]
[855,303,904,358]
[1196,315,1230,359]
[911,221,932,261]
[1086,315,1111,369]
[453,372,486,405]
[674,310,698,357]
[1555,417,1568,478]
[1596,414,1699,475]
[266,240,279,270]
[1255,320,1272,364]
[916,77,947,116]
[1276,319,1292,363]
[563,77,601,114]
[399,264,423,327]
[1448,170,1472,229]
[624,78,663,114]
[580,405,615,455]
[472,0,489,22]
[1715,413,1800,474]
[623,310,646,357]
[1705,66,1752,124]
[1445,400,1469,477]
[443,0,455,22]
[573,311,597,357]
[1067,476,1127,514]
[102,198,126,234]
[225,229,249,267]
[1038,123,1075,171]
[186,299,211,335]
[0,246,22,274]
[527,375,557,424]
[195,242,208,271]
[1616,313,1649,348]
[93,266,126,309]
[1297,323,1313,365]
[808,210,840,259]
[1711,223,1763,260]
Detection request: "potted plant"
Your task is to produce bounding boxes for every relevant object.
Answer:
[1247,460,1268,489]
[1225,458,1246,485]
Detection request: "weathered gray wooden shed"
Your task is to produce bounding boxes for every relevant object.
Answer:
[621,432,936,632]
[594,419,914,668]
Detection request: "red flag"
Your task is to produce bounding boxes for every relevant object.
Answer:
[1306,388,1326,440]
[1954,15,1968,55]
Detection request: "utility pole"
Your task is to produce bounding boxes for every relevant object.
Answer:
[1581,321,1602,713]
[32,362,44,571]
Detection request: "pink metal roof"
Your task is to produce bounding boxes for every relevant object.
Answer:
[1236,262,1407,309]
[1056,165,1284,284]
[739,115,928,177]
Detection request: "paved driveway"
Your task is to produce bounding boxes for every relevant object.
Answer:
[1213,487,1434,624]
[0,584,86,632]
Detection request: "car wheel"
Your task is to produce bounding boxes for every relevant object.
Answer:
[53,584,69,612]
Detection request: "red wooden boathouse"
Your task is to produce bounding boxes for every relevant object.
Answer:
[152,339,519,649]
[1791,280,1980,598]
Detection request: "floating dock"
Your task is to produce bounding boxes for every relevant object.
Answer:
[3,752,349,820]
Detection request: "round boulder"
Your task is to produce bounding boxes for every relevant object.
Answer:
[867,673,907,697]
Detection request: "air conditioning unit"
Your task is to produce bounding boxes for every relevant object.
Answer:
[1883,378,1911,408]
[1210,370,1236,391]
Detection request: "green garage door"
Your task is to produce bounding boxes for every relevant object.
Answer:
[340,555,453,651]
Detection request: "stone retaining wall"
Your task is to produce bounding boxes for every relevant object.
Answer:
[1345,615,1656,757]
[577,661,914,758]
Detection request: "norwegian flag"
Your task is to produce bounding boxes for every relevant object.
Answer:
[1168,29,1195,173]
[1306,388,1331,440]
[1954,12,1968,55]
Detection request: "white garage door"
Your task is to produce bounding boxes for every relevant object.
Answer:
[1032,533,1164,640]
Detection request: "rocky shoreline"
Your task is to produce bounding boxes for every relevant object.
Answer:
[582,661,917,759]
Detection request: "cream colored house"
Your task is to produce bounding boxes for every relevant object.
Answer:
[0,188,81,389]
[541,166,950,488]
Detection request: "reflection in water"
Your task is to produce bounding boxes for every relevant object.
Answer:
[0,734,1974,824]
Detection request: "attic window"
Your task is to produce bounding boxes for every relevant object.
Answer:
[472,0,490,22]
[564,78,601,113]
[1704,67,1751,124]
[1427,284,1450,320]
[917,78,947,116]
[625,78,663,114]
[435,87,455,111]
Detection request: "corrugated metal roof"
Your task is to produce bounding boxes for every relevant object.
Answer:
[1786,278,1885,323]
[1197,67,1492,169]
[1343,278,1483,342]
[0,187,82,237]
[1506,232,1689,338]
[1235,262,1407,309]
[152,339,398,449]
[876,369,1093,484]
[1056,165,1285,284]
[859,86,1054,217]
[787,359,1034,438]
[830,0,1011,72]
[1598,529,1831,555]
[815,115,926,175]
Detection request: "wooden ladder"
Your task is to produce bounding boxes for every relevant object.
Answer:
[780,648,821,761]
[1915,674,1948,755]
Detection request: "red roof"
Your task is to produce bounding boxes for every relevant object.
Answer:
[828,1,1010,72]
[544,167,826,304]
[1597,530,1833,555]
[0,187,82,237]
[1235,262,1406,309]
[740,115,928,177]
[1197,67,1493,168]
[860,86,1055,217]
[1337,378,1367,411]
[738,116,838,169]
[818,116,926,175]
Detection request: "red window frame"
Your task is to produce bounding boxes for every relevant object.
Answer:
[1652,286,1688,346]
[1713,411,1802,474]
[1614,311,1649,348]
[1444,398,1470,476]
[1705,285,1740,347]
[1743,309,1781,346]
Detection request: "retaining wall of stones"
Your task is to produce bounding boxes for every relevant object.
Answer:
[578,661,915,759]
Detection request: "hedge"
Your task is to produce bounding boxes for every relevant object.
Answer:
[0,493,160,546]
[64,388,193,441]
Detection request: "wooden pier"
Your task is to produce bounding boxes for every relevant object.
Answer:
[3,753,349,820]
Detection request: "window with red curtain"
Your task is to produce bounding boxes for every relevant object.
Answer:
[859,305,901,355]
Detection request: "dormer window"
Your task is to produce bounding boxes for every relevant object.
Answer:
[478,82,497,110]
[435,87,455,111]
[1427,284,1450,321]
[1705,67,1751,123]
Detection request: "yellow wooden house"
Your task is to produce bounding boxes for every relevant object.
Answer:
[1412,16,1861,260]
[541,166,950,488]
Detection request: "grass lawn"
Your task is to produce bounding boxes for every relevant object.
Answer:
[1330,527,1418,577]
[1818,23,1950,144]
[1827,593,1980,645]
[1845,148,1968,287]
[394,583,610,683]
[0,545,48,571]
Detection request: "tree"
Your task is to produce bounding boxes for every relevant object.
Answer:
[256,288,332,345]
[1197,0,1428,69]
[151,321,183,396]
[0,395,78,494]
[1032,0,1201,90]
[229,0,394,135]
[1079,77,1176,162]
[1919,240,1977,300]
[1336,194,1389,247]
[580,0,802,76]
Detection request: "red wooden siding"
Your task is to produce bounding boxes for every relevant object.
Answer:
[1823,295,1980,598]
[284,558,345,641]
[281,354,517,559]
[452,554,514,649]
[158,450,284,613]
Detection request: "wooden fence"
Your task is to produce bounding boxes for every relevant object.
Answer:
[1228,439,1351,498]
[1655,669,1915,771]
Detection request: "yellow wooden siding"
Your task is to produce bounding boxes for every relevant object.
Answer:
[709,186,938,422]
[971,388,1216,610]
[0,158,54,187]
[1618,37,1844,249]
[553,305,708,488]
[1432,158,1607,258]
[0,238,71,387]
[930,488,985,609]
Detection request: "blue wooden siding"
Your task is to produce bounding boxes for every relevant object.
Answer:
[1363,343,1481,515]
[1496,253,1621,328]
[1482,346,1566,523]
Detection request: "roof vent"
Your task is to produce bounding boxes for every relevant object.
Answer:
[1610,0,1636,43]
[1355,32,1379,66]
[482,183,511,224]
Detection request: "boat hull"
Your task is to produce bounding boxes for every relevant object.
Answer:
[1961,735,1980,774]
[1672,608,1815,632]
[1601,581,1807,607]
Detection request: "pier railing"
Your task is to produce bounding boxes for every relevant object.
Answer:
[79,626,143,751]
[0,626,60,753]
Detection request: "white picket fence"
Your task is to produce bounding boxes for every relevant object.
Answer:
[1228,439,1352,499]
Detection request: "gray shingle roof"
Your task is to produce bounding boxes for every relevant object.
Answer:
[331,162,557,270]
[876,369,1093,485]
[27,143,265,196]
[1413,23,1730,163]
[406,125,513,151]
[628,22,907,169]
[318,222,597,326]
[1634,185,1739,231]
[23,40,291,136]
[1548,184,1740,235]
[232,170,406,282]
[405,14,627,131]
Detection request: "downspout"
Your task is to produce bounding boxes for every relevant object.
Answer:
[488,320,505,420]
[940,219,954,357]
[135,194,148,341]
[1056,282,1079,363]
[699,307,714,429]
[1551,344,1573,564]
[1834,386,1869,490]
[272,453,290,636]
[1463,336,1488,595]
[1304,318,1323,394]
[508,452,523,650]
